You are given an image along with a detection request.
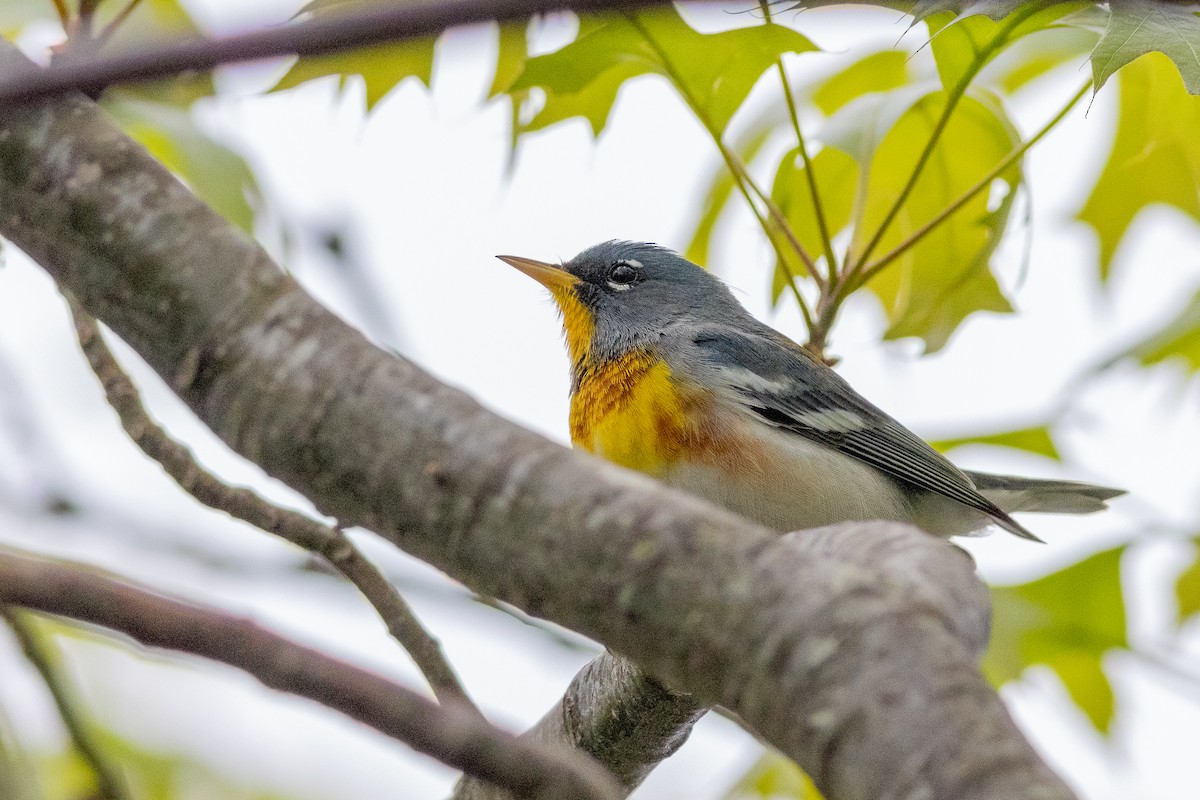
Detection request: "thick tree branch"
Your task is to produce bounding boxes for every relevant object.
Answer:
[0,41,1076,800]
[0,0,677,106]
[454,526,991,799]
[65,297,476,713]
[0,549,622,800]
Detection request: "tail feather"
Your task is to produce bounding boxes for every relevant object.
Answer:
[967,471,1126,515]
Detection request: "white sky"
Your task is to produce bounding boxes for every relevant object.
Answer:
[1,2,1199,799]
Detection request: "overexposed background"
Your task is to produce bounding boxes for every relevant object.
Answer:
[2,2,1199,798]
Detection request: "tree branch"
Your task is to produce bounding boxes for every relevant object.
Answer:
[0,549,622,800]
[0,40,1077,800]
[455,653,704,799]
[65,297,477,713]
[0,0,677,107]
[453,526,991,799]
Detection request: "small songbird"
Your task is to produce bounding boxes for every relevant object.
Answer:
[499,241,1122,540]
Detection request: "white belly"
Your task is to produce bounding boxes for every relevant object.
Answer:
[660,418,913,534]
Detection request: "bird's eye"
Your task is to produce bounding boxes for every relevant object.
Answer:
[607,261,642,288]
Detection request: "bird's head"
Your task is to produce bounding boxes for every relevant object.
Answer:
[498,240,741,367]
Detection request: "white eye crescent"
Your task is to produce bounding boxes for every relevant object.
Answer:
[607,259,643,290]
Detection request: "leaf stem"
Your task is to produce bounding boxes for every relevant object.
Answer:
[761,0,839,289]
[853,80,1089,289]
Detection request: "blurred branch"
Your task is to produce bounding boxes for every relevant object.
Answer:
[0,549,621,800]
[0,609,130,800]
[0,0,677,106]
[65,297,476,714]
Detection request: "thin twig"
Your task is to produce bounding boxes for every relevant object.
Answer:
[852,81,1089,288]
[0,0,675,106]
[0,549,621,800]
[1,609,130,800]
[65,296,478,715]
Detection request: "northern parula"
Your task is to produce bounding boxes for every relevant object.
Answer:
[499,241,1122,540]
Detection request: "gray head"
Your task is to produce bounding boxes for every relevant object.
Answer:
[498,241,746,366]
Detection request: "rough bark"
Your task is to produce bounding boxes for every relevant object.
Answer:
[0,40,1077,800]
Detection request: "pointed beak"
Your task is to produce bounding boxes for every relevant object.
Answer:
[496,255,580,292]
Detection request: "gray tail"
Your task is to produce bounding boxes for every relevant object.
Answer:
[967,471,1126,515]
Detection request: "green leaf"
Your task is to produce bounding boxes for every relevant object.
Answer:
[833,89,1021,352]
[524,61,648,136]
[811,50,911,116]
[1177,547,1200,624]
[272,36,437,111]
[1077,52,1200,279]
[769,146,858,300]
[101,93,261,233]
[1090,1,1200,95]
[930,424,1060,459]
[985,547,1127,733]
[722,750,824,800]
[633,11,819,134]
[512,8,816,137]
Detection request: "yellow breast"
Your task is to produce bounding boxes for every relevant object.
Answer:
[570,350,743,475]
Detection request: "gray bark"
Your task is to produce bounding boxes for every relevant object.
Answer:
[0,40,1076,800]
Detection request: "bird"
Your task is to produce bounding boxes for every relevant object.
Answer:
[498,241,1123,541]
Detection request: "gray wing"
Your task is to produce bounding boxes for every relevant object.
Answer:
[686,327,1038,539]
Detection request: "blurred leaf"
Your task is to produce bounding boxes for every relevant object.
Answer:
[272,36,437,111]
[811,50,910,116]
[986,547,1126,733]
[1090,1,1200,95]
[102,93,261,233]
[512,8,816,137]
[832,89,1020,352]
[0,0,62,39]
[769,146,858,299]
[1110,287,1200,373]
[986,25,1098,93]
[925,3,1090,91]
[491,21,528,97]
[684,125,775,267]
[930,424,1059,459]
[1177,546,1200,623]
[722,750,824,800]
[1077,53,1200,279]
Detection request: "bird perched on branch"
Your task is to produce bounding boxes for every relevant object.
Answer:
[499,241,1121,541]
